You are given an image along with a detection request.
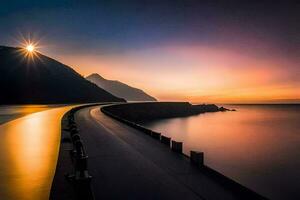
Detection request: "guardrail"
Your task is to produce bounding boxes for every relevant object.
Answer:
[63,105,95,200]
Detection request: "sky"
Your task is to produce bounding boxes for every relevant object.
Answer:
[1,0,299,103]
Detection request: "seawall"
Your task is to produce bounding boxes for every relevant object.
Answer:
[102,102,222,123]
[101,102,266,199]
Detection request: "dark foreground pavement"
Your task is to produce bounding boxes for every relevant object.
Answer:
[51,105,266,200]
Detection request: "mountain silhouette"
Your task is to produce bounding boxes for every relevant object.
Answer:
[0,46,125,104]
[86,73,157,102]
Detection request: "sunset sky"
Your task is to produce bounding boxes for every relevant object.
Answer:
[1,0,299,103]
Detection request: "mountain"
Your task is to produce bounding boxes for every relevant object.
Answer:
[0,46,125,104]
[86,73,157,102]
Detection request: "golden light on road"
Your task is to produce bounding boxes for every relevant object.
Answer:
[26,44,35,52]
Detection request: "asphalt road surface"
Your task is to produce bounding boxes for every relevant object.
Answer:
[53,105,264,200]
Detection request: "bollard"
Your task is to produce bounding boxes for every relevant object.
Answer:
[151,131,161,140]
[144,129,152,135]
[75,140,86,157]
[69,139,83,159]
[70,127,78,136]
[68,114,74,121]
[171,141,183,153]
[138,126,151,135]
[73,141,91,181]
[71,134,81,143]
[68,117,75,123]
[69,123,77,130]
[128,122,136,127]
[135,125,143,131]
[190,151,204,167]
[74,155,91,180]
[68,121,75,126]
[75,155,88,172]
[73,155,94,200]
[160,135,171,146]
[68,117,75,124]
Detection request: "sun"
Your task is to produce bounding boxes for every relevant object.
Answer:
[16,34,43,62]
[19,40,41,62]
[26,44,35,52]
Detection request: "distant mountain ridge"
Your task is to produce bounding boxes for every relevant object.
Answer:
[86,73,157,102]
[0,46,124,104]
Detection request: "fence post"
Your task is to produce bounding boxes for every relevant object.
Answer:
[171,141,183,153]
[190,151,204,167]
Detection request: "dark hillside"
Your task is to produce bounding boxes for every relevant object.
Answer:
[0,46,124,104]
[86,73,156,101]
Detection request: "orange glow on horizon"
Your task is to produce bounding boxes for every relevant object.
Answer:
[49,44,300,104]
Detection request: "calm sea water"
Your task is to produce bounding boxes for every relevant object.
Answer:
[0,105,73,199]
[142,104,300,200]
[0,105,64,124]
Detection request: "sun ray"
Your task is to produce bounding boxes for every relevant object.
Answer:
[14,34,43,64]
[14,32,41,53]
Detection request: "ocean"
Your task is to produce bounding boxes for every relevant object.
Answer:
[0,105,72,199]
[142,104,300,200]
[0,105,64,124]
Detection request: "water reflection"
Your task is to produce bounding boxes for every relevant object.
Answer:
[0,105,63,125]
[143,105,300,200]
[0,106,72,200]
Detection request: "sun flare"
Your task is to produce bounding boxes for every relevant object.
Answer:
[18,38,41,62]
[26,44,35,52]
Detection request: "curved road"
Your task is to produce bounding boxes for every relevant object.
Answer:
[51,105,264,200]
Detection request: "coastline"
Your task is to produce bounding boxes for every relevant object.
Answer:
[100,104,266,199]
[101,102,229,123]
[51,103,266,199]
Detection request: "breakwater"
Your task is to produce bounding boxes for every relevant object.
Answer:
[101,102,266,199]
[102,102,224,123]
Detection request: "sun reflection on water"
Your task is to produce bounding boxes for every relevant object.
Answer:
[0,106,73,200]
